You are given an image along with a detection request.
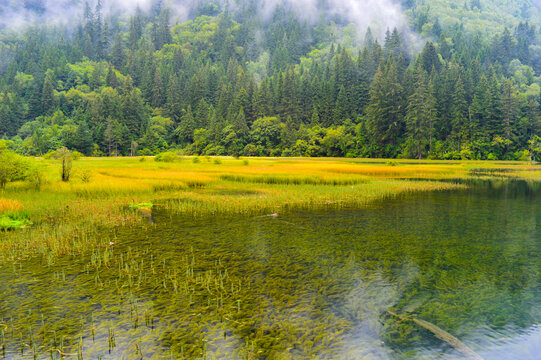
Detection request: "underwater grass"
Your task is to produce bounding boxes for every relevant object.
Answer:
[0,156,538,261]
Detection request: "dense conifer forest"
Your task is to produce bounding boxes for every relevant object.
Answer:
[2,0,541,160]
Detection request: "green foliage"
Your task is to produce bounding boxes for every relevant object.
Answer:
[154,151,181,162]
[1,1,541,160]
[0,150,32,188]
[129,203,154,210]
[54,147,73,182]
[0,212,32,231]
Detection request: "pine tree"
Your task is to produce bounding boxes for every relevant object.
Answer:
[106,66,118,89]
[110,35,125,69]
[128,8,144,50]
[74,121,94,155]
[175,106,195,144]
[311,106,320,126]
[525,97,541,141]
[195,99,210,129]
[152,68,165,108]
[405,69,436,159]
[41,72,55,115]
[500,78,518,147]
[166,76,183,123]
[420,42,441,73]
[233,107,249,139]
[451,76,468,150]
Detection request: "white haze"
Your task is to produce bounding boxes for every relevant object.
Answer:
[0,0,412,42]
[258,0,409,39]
[0,0,156,29]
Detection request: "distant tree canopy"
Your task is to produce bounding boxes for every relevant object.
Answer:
[1,0,541,160]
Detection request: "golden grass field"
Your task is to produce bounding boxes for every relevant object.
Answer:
[0,156,539,262]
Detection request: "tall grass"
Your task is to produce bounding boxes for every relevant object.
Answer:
[0,156,537,261]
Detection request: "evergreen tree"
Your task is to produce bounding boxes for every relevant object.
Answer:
[74,121,94,155]
[41,72,55,115]
[405,69,433,158]
[175,105,195,144]
[500,79,518,147]
[451,76,468,150]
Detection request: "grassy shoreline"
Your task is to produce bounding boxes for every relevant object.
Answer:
[0,156,539,262]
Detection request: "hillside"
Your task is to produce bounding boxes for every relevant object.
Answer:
[410,0,541,36]
[0,0,541,160]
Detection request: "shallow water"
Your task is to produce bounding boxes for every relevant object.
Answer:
[0,179,540,359]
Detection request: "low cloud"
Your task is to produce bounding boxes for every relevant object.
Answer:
[258,0,410,39]
[1,0,411,43]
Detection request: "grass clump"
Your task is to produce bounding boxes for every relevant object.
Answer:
[0,212,32,231]
[154,152,181,162]
[129,203,153,210]
[220,174,367,186]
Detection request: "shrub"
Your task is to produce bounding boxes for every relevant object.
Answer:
[54,147,73,182]
[214,159,222,165]
[0,150,31,188]
[79,169,92,183]
[192,156,201,164]
[243,159,249,166]
[27,166,47,190]
[72,151,83,160]
[281,148,292,157]
[154,151,181,162]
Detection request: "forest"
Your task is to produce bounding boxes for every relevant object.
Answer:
[1,0,541,160]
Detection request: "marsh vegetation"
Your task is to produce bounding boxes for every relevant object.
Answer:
[0,156,540,358]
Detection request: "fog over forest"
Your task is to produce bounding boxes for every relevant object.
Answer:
[1,0,541,160]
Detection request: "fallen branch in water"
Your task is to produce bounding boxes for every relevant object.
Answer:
[387,310,484,360]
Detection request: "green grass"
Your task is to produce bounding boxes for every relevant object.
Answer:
[0,211,32,231]
[0,156,538,262]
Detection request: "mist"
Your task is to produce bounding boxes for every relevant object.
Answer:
[258,0,410,39]
[1,0,409,34]
[0,0,156,29]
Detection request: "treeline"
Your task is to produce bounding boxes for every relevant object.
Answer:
[1,1,541,160]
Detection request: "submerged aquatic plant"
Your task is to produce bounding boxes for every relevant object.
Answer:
[0,212,31,231]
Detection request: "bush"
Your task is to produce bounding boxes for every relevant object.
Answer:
[281,148,292,157]
[54,147,73,182]
[154,151,181,162]
[26,166,47,190]
[214,159,222,165]
[79,169,92,183]
[192,156,201,164]
[243,159,249,166]
[0,150,31,188]
[72,151,83,160]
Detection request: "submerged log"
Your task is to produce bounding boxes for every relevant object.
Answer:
[387,310,484,360]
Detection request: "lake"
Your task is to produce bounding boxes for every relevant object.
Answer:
[0,179,539,359]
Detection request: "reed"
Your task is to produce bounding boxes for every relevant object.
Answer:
[0,156,537,261]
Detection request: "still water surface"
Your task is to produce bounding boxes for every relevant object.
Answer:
[0,179,540,359]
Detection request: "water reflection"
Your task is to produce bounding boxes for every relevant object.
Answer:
[0,179,539,359]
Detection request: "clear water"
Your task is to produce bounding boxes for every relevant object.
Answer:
[0,179,540,359]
